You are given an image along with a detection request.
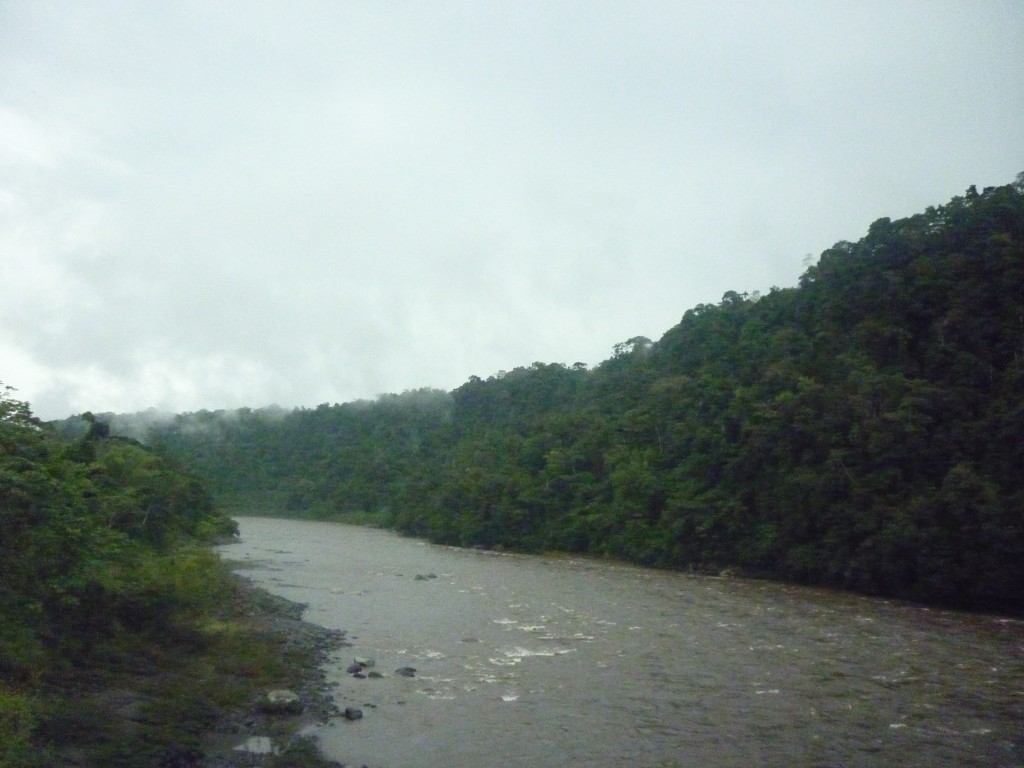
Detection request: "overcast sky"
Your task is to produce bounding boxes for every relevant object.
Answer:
[2,1,1022,420]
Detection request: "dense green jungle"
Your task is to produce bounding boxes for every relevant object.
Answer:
[0,389,341,767]
[61,178,1024,616]
[4,177,1021,764]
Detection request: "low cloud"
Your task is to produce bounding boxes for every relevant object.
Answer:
[2,1,1022,419]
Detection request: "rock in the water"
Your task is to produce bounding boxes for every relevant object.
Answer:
[353,656,375,668]
[367,671,383,678]
[394,667,417,678]
[258,689,304,715]
[346,663,363,674]
[343,707,363,720]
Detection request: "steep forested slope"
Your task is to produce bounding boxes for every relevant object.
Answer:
[80,179,1024,611]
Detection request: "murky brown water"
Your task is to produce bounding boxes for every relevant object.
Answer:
[223,517,1024,768]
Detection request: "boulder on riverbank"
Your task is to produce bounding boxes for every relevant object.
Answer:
[258,689,304,715]
[197,574,350,767]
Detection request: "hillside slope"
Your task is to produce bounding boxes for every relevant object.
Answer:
[76,178,1024,611]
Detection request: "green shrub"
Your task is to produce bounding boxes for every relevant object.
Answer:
[0,686,35,768]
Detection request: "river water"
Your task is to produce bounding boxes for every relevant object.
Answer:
[222,517,1024,768]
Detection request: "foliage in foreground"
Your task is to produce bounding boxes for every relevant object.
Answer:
[71,177,1024,612]
[0,386,267,766]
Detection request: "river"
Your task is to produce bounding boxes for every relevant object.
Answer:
[221,516,1024,768]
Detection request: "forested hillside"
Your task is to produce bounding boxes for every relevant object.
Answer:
[75,179,1024,612]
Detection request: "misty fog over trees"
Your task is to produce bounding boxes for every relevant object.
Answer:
[58,177,1024,613]
[5,175,1022,764]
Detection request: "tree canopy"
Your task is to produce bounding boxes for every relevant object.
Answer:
[1,385,237,684]
[68,178,1024,612]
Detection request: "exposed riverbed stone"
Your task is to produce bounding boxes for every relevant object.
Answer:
[197,572,350,768]
[259,689,304,715]
[233,735,277,755]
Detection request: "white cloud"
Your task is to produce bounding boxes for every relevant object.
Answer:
[1,0,1022,419]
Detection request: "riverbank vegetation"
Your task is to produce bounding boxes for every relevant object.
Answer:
[0,386,341,767]
[61,177,1024,613]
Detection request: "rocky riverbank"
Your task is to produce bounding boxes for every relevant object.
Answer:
[198,571,349,767]
[34,561,351,768]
